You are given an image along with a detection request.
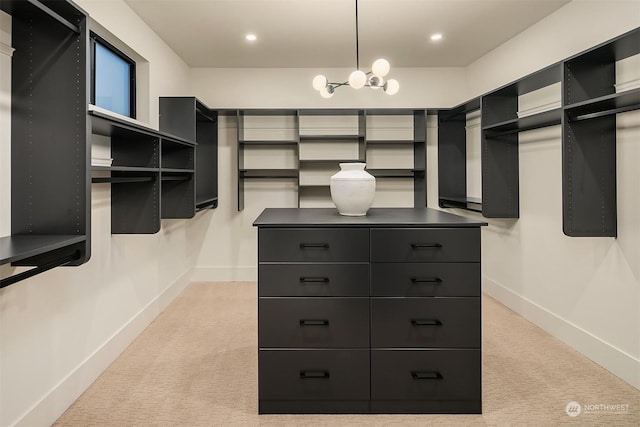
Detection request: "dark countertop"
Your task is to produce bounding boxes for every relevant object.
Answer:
[253,208,487,228]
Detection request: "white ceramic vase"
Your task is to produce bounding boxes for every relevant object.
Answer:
[330,163,376,216]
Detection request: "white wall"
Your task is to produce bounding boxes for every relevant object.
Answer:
[454,0,640,389]
[0,1,203,426]
[190,66,467,110]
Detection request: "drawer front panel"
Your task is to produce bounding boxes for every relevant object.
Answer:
[259,228,369,262]
[370,228,480,263]
[259,298,369,348]
[371,298,480,348]
[259,263,369,297]
[259,349,370,401]
[371,263,480,297]
[371,349,481,401]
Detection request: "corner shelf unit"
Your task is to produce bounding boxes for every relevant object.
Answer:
[160,97,218,211]
[235,109,427,211]
[1,0,90,288]
[89,109,196,234]
[562,28,640,237]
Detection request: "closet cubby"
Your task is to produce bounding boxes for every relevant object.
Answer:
[438,99,482,213]
[1,0,90,288]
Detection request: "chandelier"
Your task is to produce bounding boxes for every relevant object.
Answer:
[311,0,399,98]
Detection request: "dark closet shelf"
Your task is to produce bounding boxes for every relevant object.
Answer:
[482,108,562,136]
[369,169,423,178]
[239,140,299,145]
[299,135,361,141]
[299,159,363,164]
[240,169,298,179]
[162,168,195,174]
[366,139,416,144]
[89,109,195,146]
[92,176,154,184]
[439,196,483,213]
[92,166,160,173]
[564,88,640,121]
[0,235,86,265]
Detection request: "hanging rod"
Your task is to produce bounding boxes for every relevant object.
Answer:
[573,104,640,121]
[161,175,191,182]
[0,251,79,288]
[27,0,81,34]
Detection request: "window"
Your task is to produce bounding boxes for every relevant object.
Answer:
[90,32,136,118]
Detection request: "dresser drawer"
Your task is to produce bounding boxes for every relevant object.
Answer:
[371,298,480,348]
[259,264,369,297]
[259,298,369,348]
[259,228,369,262]
[371,263,480,297]
[370,228,480,262]
[259,349,370,401]
[371,349,481,401]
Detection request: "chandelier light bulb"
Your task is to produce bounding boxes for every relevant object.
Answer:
[348,70,367,89]
[312,74,328,91]
[320,85,335,98]
[371,58,390,77]
[383,78,400,95]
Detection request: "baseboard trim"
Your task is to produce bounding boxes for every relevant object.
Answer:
[14,270,192,427]
[483,276,640,390]
[191,266,257,282]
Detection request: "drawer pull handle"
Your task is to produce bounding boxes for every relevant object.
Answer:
[411,371,443,380]
[411,319,443,326]
[299,277,330,283]
[410,277,443,284]
[300,243,329,249]
[411,243,442,249]
[299,319,330,327]
[300,370,330,379]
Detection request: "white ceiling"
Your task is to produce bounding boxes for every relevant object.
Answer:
[123,0,571,68]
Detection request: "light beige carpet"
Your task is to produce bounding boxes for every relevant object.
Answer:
[55,282,639,426]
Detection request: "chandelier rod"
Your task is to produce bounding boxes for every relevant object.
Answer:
[355,0,360,70]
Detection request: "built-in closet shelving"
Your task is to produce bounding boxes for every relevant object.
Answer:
[237,110,300,211]
[438,27,639,236]
[90,98,218,234]
[0,0,90,288]
[298,109,365,208]
[160,97,218,212]
[480,63,562,218]
[235,109,427,211]
[562,28,640,237]
[89,109,196,233]
[437,98,482,213]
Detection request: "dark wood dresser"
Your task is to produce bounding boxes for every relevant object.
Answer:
[253,208,487,414]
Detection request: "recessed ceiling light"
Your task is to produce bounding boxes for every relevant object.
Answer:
[430,33,443,41]
[246,34,257,41]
